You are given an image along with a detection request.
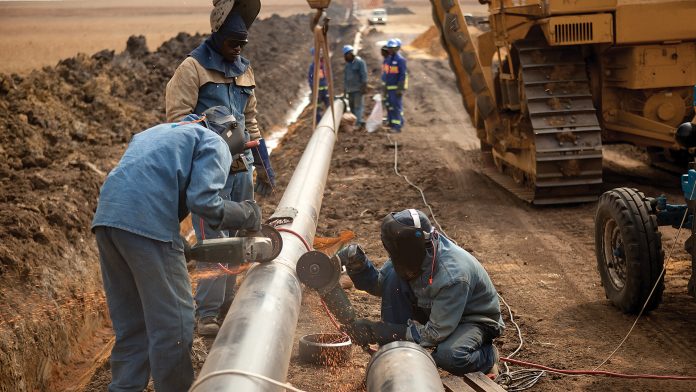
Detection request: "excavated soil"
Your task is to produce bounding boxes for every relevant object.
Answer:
[0,11,339,391]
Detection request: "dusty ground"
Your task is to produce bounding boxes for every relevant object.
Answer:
[0,0,315,74]
[2,0,696,391]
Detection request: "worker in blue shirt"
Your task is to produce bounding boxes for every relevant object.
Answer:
[381,38,407,132]
[338,209,504,376]
[92,106,262,392]
[166,0,275,338]
[343,45,368,129]
[308,47,330,123]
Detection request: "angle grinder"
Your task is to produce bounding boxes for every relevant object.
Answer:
[188,224,283,265]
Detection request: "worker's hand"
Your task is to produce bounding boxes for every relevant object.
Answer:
[239,200,262,232]
[336,244,368,273]
[395,89,403,97]
[360,84,368,94]
[344,319,377,346]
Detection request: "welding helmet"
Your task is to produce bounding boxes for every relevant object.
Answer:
[202,106,245,155]
[380,209,434,281]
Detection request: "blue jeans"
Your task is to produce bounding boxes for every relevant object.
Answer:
[360,263,496,374]
[316,89,330,122]
[95,226,194,392]
[386,90,404,130]
[193,168,253,319]
[347,91,365,125]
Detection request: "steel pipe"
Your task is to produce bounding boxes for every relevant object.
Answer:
[366,341,445,392]
[192,99,346,391]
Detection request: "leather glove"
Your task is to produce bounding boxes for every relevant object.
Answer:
[239,200,262,232]
[344,319,407,346]
[336,244,368,273]
[251,138,276,197]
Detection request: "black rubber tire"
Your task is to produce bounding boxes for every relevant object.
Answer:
[594,187,664,313]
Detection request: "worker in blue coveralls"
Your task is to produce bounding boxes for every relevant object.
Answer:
[308,47,330,122]
[342,45,368,130]
[92,106,262,392]
[338,209,505,376]
[165,0,275,337]
[381,38,407,132]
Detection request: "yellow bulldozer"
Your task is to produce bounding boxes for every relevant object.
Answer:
[431,0,696,204]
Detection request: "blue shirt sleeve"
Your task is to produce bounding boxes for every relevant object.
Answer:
[185,135,233,228]
[359,58,368,85]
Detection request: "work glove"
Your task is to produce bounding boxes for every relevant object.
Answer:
[213,200,262,232]
[251,138,276,197]
[336,244,368,273]
[360,84,368,94]
[344,319,407,346]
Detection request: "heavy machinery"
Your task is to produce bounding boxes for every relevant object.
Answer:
[593,164,696,313]
[430,0,696,204]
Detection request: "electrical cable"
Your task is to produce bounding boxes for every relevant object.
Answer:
[594,183,696,371]
[189,369,308,392]
[502,357,696,381]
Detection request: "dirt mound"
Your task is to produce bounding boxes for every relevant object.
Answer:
[409,25,447,58]
[0,13,315,390]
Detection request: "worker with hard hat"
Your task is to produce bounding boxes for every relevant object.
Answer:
[92,106,262,391]
[165,0,274,338]
[308,47,330,122]
[381,38,408,132]
[342,45,369,130]
[338,209,505,375]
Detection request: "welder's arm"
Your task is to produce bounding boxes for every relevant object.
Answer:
[343,251,386,297]
[166,58,200,122]
[406,280,470,348]
[186,137,261,232]
[244,89,261,141]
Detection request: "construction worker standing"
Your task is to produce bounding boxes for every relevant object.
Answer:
[338,209,505,376]
[308,47,330,122]
[342,45,368,130]
[92,106,262,392]
[165,0,275,337]
[381,38,407,132]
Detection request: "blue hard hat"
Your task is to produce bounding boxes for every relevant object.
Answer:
[342,45,354,55]
[394,38,402,47]
[386,39,399,48]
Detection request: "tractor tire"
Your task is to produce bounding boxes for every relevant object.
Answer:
[594,187,664,313]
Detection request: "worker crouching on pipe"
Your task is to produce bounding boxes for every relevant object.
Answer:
[91,106,262,391]
[338,209,505,376]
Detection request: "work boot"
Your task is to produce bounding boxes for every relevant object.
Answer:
[486,346,500,378]
[197,316,220,337]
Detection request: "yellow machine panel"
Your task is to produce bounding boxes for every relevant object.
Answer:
[546,0,617,14]
[604,43,696,90]
[541,14,613,45]
[615,0,696,44]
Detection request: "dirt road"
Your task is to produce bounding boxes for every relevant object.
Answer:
[276,9,696,392]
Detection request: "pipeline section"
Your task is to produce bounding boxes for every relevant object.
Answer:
[193,99,346,391]
[366,341,445,392]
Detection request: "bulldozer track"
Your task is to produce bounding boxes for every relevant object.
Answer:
[488,41,603,205]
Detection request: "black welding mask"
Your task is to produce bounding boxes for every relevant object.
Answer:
[380,209,433,281]
[202,106,244,155]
